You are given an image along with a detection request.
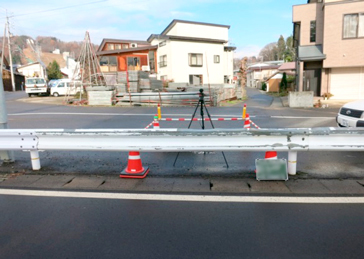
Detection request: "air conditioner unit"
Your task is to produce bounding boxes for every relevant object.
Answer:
[130,43,138,48]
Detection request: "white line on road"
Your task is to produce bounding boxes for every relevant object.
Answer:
[0,189,363,204]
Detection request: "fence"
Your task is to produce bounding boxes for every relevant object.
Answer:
[1,127,364,175]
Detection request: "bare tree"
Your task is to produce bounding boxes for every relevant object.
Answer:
[259,42,278,61]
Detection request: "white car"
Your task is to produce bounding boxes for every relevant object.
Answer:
[25,77,48,97]
[50,79,82,97]
[337,100,364,127]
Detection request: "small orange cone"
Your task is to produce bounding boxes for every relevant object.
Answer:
[153,114,160,129]
[265,151,277,160]
[120,151,150,179]
[244,113,250,129]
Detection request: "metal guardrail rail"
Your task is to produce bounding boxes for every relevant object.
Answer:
[1,127,364,175]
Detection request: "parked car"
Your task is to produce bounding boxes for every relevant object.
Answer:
[50,79,82,97]
[25,77,48,97]
[337,100,364,127]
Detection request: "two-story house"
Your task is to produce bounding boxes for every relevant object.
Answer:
[147,20,235,85]
[293,0,364,99]
[96,39,158,73]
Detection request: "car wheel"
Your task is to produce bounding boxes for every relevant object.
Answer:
[28,93,32,97]
[53,92,59,97]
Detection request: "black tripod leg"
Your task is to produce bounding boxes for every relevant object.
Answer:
[173,152,181,167]
[203,103,229,168]
[174,100,201,167]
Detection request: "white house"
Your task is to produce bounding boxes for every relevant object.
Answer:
[17,62,46,78]
[147,20,236,85]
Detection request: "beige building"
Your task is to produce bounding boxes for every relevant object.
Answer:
[293,0,364,99]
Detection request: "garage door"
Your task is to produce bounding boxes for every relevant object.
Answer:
[330,67,364,99]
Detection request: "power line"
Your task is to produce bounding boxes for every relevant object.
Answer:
[0,0,108,19]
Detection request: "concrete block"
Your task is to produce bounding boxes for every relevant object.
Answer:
[285,179,330,194]
[88,91,114,106]
[29,175,76,188]
[0,175,43,187]
[171,178,210,193]
[63,176,106,189]
[246,180,291,193]
[319,180,364,194]
[289,91,314,108]
[210,179,251,193]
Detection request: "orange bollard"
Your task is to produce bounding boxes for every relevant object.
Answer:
[242,104,247,119]
[157,103,162,120]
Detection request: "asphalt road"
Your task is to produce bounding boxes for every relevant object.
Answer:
[1,192,364,259]
[1,89,364,178]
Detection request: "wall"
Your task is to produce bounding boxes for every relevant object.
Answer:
[323,1,364,68]
[167,23,229,41]
[293,2,324,45]
[169,40,226,84]
[18,63,44,78]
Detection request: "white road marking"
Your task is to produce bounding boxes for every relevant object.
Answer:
[0,188,363,204]
[271,116,334,119]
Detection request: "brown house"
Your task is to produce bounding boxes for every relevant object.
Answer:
[293,0,364,99]
[96,39,158,73]
[1,52,25,91]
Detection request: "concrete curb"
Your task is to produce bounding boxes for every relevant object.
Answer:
[1,174,364,196]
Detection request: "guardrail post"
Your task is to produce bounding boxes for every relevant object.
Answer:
[288,151,297,175]
[30,151,41,170]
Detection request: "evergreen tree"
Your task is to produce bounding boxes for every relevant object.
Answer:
[277,35,286,60]
[47,60,62,80]
[280,72,288,92]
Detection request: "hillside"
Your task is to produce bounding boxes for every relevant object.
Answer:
[0,35,99,66]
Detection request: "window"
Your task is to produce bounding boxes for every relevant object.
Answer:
[99,56,118,72]
[189,75,203,85]
[159,55,167,67]
[115,44,122,50]
[122,44,129,49]
[214,55,220,63]
[189,53,203,67]
[310,21,316,42]
[127,57,141,69]
[107,44,115,50]
[343,13,364,38]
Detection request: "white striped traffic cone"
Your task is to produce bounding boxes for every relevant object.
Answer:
[244,113,250,129]
[153,114,160,129]
[120,151,150,179]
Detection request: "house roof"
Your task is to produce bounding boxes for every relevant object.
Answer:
[160,19,231,36]
[248,65,280,72]
[147,34,228,44]
[97,39,150,52]
[265,71,295,82]
[278,62,296,71]
[97,45,158,56]
[298,45,326,61]
[17,62,41,69]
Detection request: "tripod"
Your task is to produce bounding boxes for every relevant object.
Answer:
[173,89,229,168]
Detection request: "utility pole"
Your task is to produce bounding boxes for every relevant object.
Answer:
[0,66,14,162]
[6,13,15,92]
[1,25,5,71]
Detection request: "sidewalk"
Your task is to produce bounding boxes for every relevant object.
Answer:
[1,173,364,196]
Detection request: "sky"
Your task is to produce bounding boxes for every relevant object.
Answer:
[0,0,306,58]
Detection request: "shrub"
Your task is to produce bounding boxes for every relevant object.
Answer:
[262,82,267,91]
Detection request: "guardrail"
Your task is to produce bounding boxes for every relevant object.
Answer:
[1,127,364,175]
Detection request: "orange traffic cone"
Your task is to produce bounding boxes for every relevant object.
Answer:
[120,151,150,179]
[265,151,277,160]
[153,114,160,129]
[244,113,250,129]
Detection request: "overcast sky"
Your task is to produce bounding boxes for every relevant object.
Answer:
[0,0,305,58]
